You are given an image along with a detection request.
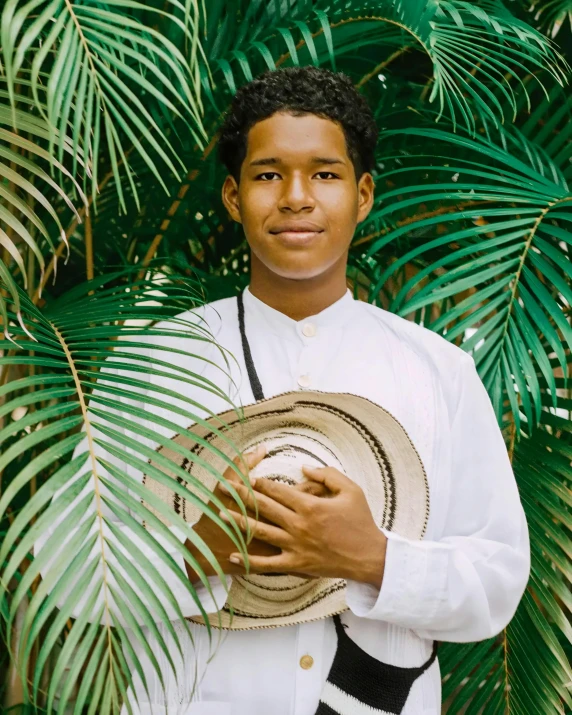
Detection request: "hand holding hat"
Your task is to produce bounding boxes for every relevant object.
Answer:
[145,390,428,629]
[221,464,388,589]
[185,444,331,584]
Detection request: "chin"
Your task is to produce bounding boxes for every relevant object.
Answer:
[265,258,334,282]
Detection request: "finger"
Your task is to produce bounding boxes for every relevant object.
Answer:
[253,478,310,512]
[294,481,330,497]
[224,443,268,483]
[222,481,293,528]
[221,509,291,548]
[228,551,294,574]
[301,465,350,494]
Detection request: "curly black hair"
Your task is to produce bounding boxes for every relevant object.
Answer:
[217,66,378,181]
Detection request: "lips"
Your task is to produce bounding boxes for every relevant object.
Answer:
[269,221,324,247]
[269,221,324,234]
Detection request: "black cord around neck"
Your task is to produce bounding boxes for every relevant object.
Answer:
[237,292,265,402]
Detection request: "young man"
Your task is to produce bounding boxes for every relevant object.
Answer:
[153,66,528,713]
[39,66,529,714]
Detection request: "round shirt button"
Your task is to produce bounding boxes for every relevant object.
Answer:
[297,374,311,389]
[302,323,317,337]
[299,655,314,670]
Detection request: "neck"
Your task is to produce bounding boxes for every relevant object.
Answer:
[248,253,349,321]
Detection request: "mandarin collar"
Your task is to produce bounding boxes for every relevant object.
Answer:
[242,285,355,342]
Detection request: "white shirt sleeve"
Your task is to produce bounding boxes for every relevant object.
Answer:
[34,341,230,628]
[346,354,530,642]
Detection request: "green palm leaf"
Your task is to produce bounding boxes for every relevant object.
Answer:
[201,0,567,133]
[0,270,256,713]
[364,120,572,427]
[0,97,87,341]
[1,0,208,211]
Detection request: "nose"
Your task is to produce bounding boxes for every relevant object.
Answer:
[277,174,315,213]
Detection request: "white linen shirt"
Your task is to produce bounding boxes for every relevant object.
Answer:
[37,286,530,715]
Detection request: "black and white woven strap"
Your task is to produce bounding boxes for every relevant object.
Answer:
[315,616,438,715]
[236,294,438,715]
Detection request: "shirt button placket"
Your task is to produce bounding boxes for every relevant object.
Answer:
[294,621,323,714]
[297,322,316,391]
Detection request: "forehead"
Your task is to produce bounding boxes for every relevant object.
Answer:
[245,112,349,162]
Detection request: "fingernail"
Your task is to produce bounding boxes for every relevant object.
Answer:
[302,464,316,471]
[249,476,257,487]
[219,482,230,494]
[229,555,240,564]
[219,510,230,522]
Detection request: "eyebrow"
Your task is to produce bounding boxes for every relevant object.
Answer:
[249,156,346,167]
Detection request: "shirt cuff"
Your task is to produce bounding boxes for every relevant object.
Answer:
[346,529,448,627]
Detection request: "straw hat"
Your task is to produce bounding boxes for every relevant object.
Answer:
[143,390,429,630]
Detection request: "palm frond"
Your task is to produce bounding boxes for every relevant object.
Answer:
[363,119,572,427]
[200,0,568,133]
[1,0,208,211]
[0,98,87,340]
[0,270,254,713]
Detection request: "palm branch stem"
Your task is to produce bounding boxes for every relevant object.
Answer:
[353,199,500,249]
[507,412,518,464]
[334,15,429,56]
[85,211,93,282]
[139,133,219,269]
[32,149,133,305]
[62,0,109,166]
[503,627,510,711]
[51,322,116,679]
[272,15,428,71]
[499,196,572,356]
[27,246,35,300]
[32,232,68,305]
[356,46,411,89]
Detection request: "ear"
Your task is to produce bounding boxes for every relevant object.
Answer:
[356,172,375,225]
[222,175,242,224]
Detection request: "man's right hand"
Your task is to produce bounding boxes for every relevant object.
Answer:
[183,444,329,584]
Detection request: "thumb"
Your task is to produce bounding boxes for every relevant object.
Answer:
[242,442,268,473]
[225,443,267,483]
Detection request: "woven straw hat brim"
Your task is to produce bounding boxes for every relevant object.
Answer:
[143,390,429,630]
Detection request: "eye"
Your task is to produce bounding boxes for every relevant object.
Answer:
[315,171,339,180]
[256,172,281,181]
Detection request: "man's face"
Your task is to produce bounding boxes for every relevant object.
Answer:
[221,112,374,280]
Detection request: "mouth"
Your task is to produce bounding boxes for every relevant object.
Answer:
[269,223,324,246]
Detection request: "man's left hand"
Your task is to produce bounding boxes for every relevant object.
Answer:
[219,465,387,588]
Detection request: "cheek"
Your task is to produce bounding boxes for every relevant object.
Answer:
[323,191,359,237]
[239,187,276,227]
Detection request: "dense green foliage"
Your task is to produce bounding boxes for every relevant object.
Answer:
[1,0,571,712]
